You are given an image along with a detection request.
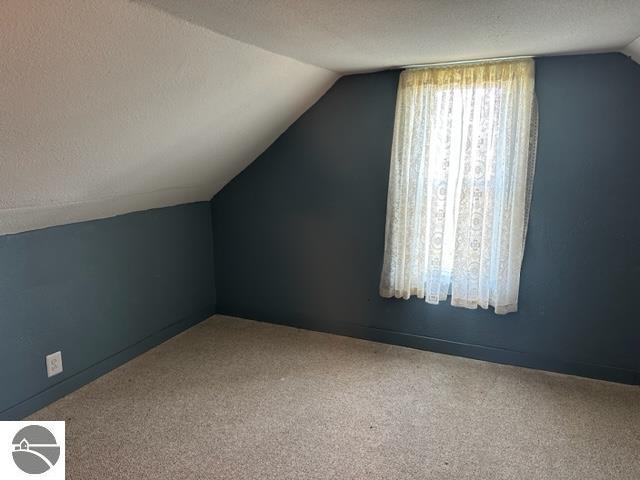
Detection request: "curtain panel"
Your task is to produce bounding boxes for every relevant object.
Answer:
[380,59,537,314]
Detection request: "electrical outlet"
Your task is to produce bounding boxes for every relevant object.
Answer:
[46,351,63,378]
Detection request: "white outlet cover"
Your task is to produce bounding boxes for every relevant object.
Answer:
[46,351,63,378]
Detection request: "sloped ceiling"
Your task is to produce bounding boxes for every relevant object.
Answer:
[623,37,640,64]
[141,0,640,72]
[2,1,639,235]
[0,0,337,235]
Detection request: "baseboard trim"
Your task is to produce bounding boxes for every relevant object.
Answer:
[219,308,639,386]
[0,306,215,420]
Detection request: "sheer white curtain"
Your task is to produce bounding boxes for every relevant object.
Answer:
[380,59,537,314]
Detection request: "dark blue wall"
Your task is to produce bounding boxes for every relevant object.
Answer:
[0,202,216,419]
[211,53,640,384]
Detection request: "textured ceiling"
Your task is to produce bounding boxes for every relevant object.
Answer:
[623,37,640,64]
[140,0,640,72]
[2,1,639,235]
[0,0,337,235]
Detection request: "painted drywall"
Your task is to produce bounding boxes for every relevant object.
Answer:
[141,0,640,72]
[211,53,640,384]
[624,36,640,64]
[0,202,215,419]
[0,0,337,236]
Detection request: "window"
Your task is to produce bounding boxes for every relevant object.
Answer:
[379,59,537,314]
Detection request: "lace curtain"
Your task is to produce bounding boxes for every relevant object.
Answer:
[379,59,537,314]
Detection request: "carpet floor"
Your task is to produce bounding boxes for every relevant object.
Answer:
[30,315,640,480]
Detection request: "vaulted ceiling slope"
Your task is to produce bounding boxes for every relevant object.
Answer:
[0,0,338,235]
[3,2,639,236]
[140,0,640,72]
[624,37,640,64]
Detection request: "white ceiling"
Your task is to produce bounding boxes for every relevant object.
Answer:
[2,1,639,235]
[623,36,640,63]
[140,0,640,72]
[0,0,337,235]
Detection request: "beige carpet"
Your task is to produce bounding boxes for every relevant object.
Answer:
[30,315,640,480]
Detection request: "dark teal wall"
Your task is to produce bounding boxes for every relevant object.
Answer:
[211,53,640,384]
[0,202,216,419]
